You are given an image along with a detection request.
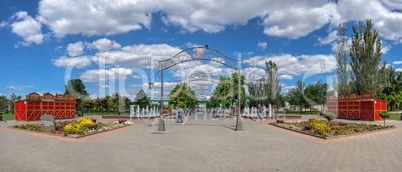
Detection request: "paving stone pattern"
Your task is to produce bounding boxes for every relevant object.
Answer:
[1,114,402,171]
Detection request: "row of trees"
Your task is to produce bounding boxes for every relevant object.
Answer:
[334,20,388,98]
[65,79,151,114]
[248,61,283,109]
[285,80,328,113]
[333,19,402,111]
[0,93,22,114]
[208,72,246,108]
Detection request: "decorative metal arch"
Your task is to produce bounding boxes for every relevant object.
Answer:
[185,72,219,84]
[158,46,239,70]
[147,46,247,131]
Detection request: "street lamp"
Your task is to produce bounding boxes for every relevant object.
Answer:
[148,82,154,89]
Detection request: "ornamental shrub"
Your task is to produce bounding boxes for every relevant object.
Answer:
[380,111,391,126]
[324,112,335,124]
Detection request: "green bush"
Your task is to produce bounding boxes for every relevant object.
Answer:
[380,111,390,119]
[324,112,335,124]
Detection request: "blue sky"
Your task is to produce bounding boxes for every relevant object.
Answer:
[1,0,402,100]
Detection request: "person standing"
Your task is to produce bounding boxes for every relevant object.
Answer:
[257,104,262,118]
[177,107,183,123]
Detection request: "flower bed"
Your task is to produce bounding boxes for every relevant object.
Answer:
[11,117,133,138]
[271,118,394,138]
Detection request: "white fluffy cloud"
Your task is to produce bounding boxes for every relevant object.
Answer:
[80,67,133,82]
[263,3,339,39]
[89,38,122,51]
[279,74,293,80]
[52,56,92,69]
[0,21,7,27]
[248,53,336,77]
[67,41,84,56]
[6,0,402,44]
[91,44,182,67]
[10,11,43,45]
[7,86,16,89]
[37,0,153,38]
[337,0,402,42]
[318,30,338,45]
[393,61,402,65]
[257,42,268,51]
[382,0,402,10]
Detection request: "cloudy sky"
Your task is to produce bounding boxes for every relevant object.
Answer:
[1,0,402,99]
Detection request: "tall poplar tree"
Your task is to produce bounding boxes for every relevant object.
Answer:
[349,20,387,97]
[334,22,352,95]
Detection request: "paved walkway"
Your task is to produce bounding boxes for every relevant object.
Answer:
[1,114,402,171]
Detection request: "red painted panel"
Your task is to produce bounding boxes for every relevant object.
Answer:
[327,93,387,121]
[14,93,76,121]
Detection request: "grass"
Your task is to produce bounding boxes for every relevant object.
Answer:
[84,111,130,116]
[1,113,15,120]
[389,113,401,120]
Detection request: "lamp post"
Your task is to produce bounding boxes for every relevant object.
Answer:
[158,70,165,131]
[146,59,165,131]
[236,57,244,131]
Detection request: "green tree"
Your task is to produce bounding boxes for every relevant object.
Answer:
[247,61,281,111]
[304,80,328,111]
[94,98,102,112]
[134,89,150,108]
[265,61,281,106]
[231,72,246,108]
[65,79,89,110]
[286,80,307,113]
[111,92,123,115]
[247,78,267,107]
[0,95,8,111]
[81,99,95,113]
[168,83,197,108]
[383,67,402,110]
[333,22,353,95]
[349,20,388,97]
[9,93,21,114]
[210,77,233,108]
[100,95,112,113]
[210,73,245,108]
[123,96,132,111]
[385,91,402,111]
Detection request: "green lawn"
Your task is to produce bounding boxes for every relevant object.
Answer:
[389,113,402,120]
[83,111,130,116]
[1,113,14,120]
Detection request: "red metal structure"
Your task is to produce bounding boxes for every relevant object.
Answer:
[14,92,76,121]
[327,93,387,121]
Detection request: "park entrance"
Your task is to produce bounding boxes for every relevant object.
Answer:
[146,46,251,131]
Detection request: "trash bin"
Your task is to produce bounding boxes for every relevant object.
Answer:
[0,113,3,121]
[400,113,402,120]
